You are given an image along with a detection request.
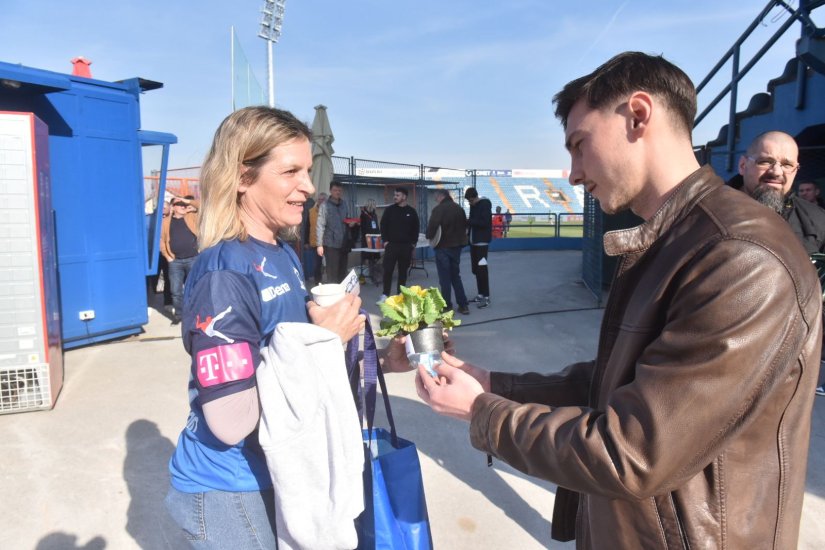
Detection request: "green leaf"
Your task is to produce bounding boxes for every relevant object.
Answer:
[378,302,405,322]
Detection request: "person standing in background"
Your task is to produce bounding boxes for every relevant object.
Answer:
[316,182,353,284]
[359,198,381,282]
[798,181,825,208]
[379,187,419,302]
[464,187,492,309]
[504,208,513,237]
[304,192,326,285]
[426,189,470,315]
[160,195,199,325]
[492,206,505,239]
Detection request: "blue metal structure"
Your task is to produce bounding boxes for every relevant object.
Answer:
[695,0,825,172]
[0,61,176,349]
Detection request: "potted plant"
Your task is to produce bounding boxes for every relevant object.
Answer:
[376,285,461,374]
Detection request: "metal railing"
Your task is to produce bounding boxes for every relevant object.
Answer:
[694,0,824,171]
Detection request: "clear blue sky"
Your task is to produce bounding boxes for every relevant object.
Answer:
[1,1,810,171]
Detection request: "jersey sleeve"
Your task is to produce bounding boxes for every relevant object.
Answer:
[183,270,263,405]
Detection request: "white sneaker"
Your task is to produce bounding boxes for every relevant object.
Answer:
[470,294,484,303]
[377,294,388,305]
[816,385,825,397]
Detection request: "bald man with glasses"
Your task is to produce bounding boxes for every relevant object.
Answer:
[738,130,825,254]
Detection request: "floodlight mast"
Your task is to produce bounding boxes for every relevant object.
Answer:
[258,0,286,107]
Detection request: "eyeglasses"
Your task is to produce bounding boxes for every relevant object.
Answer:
[746,156,799,174]
[172,202,187,207]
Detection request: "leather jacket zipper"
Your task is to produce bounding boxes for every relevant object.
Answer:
[670,493,690,549]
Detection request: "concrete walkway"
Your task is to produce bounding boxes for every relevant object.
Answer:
[1,250,823,549]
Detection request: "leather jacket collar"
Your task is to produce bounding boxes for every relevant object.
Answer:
[603,165,721,257]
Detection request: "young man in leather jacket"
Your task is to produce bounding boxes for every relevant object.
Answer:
[416,52,821,549]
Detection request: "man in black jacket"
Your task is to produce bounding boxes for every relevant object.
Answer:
[738,130,825,254]
[464,187,492,308]
[379,187,419,301]
[426,189,470,314]
[739,130,825,396]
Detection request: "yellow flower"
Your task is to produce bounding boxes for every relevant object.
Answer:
[386,294,405,310]
[408,285,427,297]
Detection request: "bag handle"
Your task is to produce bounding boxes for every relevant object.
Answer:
[346,310,398,447]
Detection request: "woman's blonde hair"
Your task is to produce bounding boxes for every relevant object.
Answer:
[365,198,376,212]
[198,106,311,250]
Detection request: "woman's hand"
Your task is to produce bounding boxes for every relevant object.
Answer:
[307,294,365,343]
[380,335,413,373]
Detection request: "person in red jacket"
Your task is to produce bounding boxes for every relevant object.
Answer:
[492,206,505,239]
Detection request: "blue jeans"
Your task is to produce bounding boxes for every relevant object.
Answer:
[435,246,468,308]
[165,486,277,549]
[168,256,196,315]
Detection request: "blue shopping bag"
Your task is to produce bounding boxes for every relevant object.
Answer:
[347,315,433,550]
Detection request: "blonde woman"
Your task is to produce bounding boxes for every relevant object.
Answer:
[164,107,390,548]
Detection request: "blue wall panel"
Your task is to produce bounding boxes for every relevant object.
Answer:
[0,61,176,348]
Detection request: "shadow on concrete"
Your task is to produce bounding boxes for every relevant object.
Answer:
[124,419,187,549]
[383,394,554,546]
[36,533,106,549]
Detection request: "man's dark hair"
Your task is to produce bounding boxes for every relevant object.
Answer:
[552,51,696,138]
[434,188,451,200]
[330,181,343,190]
[395,187,408,197]
[464,187,478,199]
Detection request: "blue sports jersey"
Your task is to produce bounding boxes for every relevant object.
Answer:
[169,237,309,493]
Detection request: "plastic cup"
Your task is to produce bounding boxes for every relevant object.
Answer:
[310,283,345,307]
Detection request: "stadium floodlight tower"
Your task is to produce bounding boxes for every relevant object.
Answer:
[258,0,286,107]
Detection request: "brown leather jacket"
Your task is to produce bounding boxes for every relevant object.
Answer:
[470,166,821,549]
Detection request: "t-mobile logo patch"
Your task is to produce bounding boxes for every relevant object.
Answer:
[196,342,254,387]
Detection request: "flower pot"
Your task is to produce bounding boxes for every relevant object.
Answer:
[406,322,443,376]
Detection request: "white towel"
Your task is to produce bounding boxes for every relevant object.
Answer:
[257,322,365,550]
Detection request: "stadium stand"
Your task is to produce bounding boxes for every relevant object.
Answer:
[472,177,584,216]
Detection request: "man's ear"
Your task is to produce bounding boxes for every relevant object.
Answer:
[627,91,653,134]
[738,155,747,176]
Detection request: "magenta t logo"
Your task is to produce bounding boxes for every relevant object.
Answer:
[196,342,254,387]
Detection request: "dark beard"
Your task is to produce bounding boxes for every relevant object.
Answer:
[753,186,784,214]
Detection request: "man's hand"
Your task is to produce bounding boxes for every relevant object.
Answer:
[316,245,324,257]
[307,293,365,343]
[415,361,485,422]
[440,351,491,392]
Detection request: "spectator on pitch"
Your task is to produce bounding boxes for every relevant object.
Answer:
[378,187,419,302]
[492,206,505,239]
[415,51,821,549]
[426,189,470,315]
[798,181,825,208]
[464,187,492,309]
[160,195,200,325]
[504,208,513,237]
[316,182,354,284]
[736,131,825,254]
